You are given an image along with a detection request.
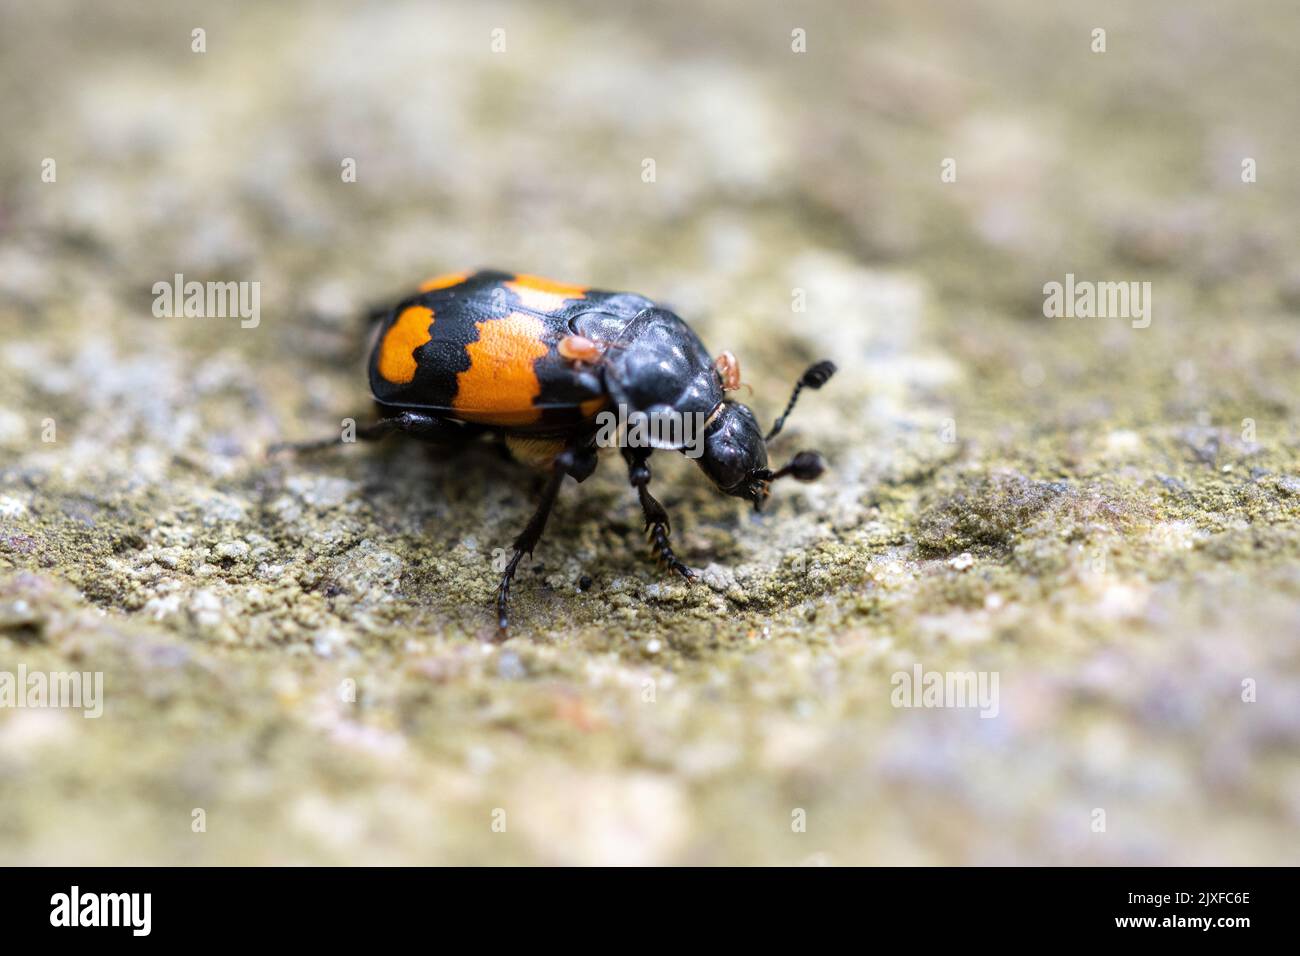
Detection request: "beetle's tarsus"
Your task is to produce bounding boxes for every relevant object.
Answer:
[494,451,572,634]
[625,449,693,582]
[496,550,525,633]
[268,418,400,457]
[645,518,692,579]
[271,412,482,460]
[268,436,339,456]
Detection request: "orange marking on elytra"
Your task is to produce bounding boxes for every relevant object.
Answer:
[506,274,587,313]
[453,312,550,426]
[418,271,470,292]
[377,305,435,384]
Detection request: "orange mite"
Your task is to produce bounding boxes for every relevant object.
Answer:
[558,334,605,363]
[714,350,741,391]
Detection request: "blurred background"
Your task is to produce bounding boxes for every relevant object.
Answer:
[0,0,1297,864]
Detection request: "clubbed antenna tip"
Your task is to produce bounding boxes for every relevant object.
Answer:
[765,360,837,442]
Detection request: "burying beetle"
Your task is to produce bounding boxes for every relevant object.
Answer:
[276,270,836,631]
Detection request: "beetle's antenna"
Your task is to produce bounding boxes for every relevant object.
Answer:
[750,450,827,512]
[765,360,837,442]
[753,451,825,484]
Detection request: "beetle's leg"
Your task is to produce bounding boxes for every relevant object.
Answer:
[363,302,392,331]
[623,448,695,582]
[496,449,575,632]
[269,419,395,455]
[270,411,468,455]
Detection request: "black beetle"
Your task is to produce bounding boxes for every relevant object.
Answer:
[276,270,836,631]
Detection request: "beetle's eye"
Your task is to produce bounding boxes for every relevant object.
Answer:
[706,443,746,489]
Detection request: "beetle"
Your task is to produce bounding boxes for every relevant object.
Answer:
[276,270,836,631]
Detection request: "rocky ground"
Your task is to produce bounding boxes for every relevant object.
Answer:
[1,0,1297,864]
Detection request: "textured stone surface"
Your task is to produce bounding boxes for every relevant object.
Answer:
[1,0,1297,864]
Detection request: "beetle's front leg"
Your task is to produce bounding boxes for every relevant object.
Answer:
[623,448,695,582]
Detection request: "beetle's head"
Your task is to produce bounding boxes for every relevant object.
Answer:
[697,360,837,510]
[698,401,770,502]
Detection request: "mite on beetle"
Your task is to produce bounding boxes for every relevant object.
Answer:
[274,270,836,631]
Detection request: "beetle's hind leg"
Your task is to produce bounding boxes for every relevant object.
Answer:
[623,449,695,582]
[268,418,396,455]
[269,410,471,456]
